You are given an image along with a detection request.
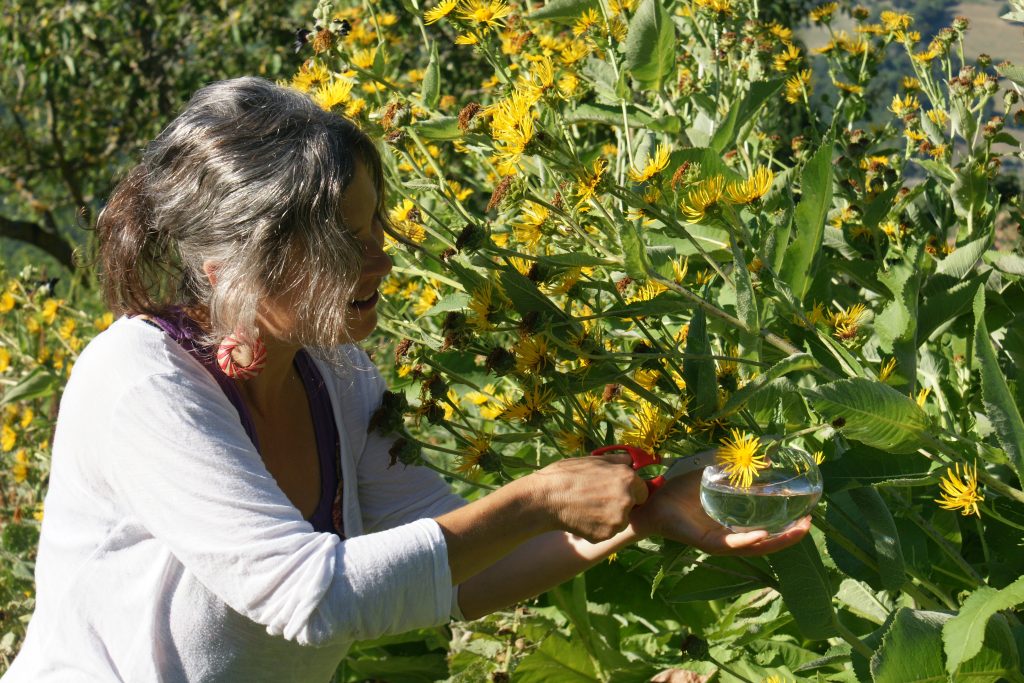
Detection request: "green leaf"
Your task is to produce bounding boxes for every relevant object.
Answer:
[766,536,838,640]
[621,220,648,280]
[803,378,928,453]
[499,269,577,330]
[863,186,901,231]
[660,554,770,602]
[913,158,957,183]
[871,609,949,682]
[710,79,784,153]
[935,233,992,278]
[847,486,905,593]
[997,62,1024,87]
[683,308,717,419]
[836,578,892,625]
[514,633,599,683]
[421,41,440,109]
[780,139,834,302]
[952,160,990,224]
[1,366,61,406]
[410,116,461,140]
[943,576,1024,673]
[526,0,601,23]
[565,102,655,127]
[729,236,759,360]
[918,275,984,342]
[875,242,923,350]
[716,352,817,417]
[623,0,676,90]
[536,252,615,268]
[974,287,1024,480]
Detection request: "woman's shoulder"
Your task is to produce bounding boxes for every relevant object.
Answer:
[69,315,217,397]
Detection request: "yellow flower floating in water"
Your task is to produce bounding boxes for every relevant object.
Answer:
[717,429,768,489]
[936,462,983,517]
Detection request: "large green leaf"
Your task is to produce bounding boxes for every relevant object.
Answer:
[710,79,784,153]
[780,139,834,302]
[410,116,461,140]
[847,487,905,593]
[514,633,598,682]
[623,0,675,90]
[935,233,992,278]
[766,536,838,640]
[974,287,1024,480]
[871,609,949,682]
[420,41,440,109]
[803,378,928,453]
[526,0,601,23]
[943,575,1024,673]
[875,242,923,353]
[716,352,817,417]
[683,307,717,419]
[730,236,760,360]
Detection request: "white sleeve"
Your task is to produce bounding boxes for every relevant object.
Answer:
[102,364,455,648]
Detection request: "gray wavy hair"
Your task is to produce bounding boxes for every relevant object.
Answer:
[95,76,389,357]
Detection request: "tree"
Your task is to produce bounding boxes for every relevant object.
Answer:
[0,1,301,268]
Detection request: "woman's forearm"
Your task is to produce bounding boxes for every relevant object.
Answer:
[455,525,645,620]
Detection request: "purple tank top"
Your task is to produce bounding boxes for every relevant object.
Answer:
[139,310,344,537]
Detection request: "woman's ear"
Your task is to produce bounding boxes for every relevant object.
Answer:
[202,260,219,287]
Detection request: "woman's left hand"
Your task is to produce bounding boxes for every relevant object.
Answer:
[628,469,811,555]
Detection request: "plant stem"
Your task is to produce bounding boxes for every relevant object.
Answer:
[834,619,874,659]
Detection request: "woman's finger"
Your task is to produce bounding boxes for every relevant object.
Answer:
[630,475,650,506]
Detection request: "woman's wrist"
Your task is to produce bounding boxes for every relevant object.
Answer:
[508,471,558,535]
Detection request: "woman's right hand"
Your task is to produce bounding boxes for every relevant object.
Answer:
[524,452,649,543]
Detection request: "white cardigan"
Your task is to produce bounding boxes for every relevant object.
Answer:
[4,316,466,682]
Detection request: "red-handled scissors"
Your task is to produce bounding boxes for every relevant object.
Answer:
[590,444,717,494]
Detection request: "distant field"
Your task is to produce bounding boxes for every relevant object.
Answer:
[955,1,1024,67]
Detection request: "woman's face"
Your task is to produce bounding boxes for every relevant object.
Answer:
[258,161,393,347]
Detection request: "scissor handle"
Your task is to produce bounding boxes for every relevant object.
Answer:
[590,444,665,493]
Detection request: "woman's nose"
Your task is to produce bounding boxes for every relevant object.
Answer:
[365,250,393,278]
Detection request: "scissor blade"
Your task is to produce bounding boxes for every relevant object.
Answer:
[662,449,717,481]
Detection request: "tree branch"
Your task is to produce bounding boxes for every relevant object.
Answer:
[0,214,74,268]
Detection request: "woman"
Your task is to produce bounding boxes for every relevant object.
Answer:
[4,77,808,682]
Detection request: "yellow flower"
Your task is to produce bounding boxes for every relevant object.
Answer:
[456,435,494,475]
[291,61,331,93]
[313,78,354,111]
[890,94,920,117]
[879,357,897,382]
[622,400,687,454]
[560,40,590,65]
[498,384,555,422]
[489,89,537,176]
[716,429,768,489]
[880,11,912,32]
[809,2,838,23]
[726,167,774,204]
[813,451,825,465]
[902,76,921,90]
[828,303,867,340]
[926,109,948,127]
[33,502,44,521]
[0,347,9,373]
[936,462,983,517]
[784,69,812,104]
[680,175,725,223]
[351,48,377,70]
[627,144,671,184]
[413,285,440,316]
[772,44,802,73]
[1,424,16,452]
[575,158,608,208]
[13,449,29,483]
[916,386,931,407]
[94,311,114,331]
[41,298,61,325]
[512,202,549,249]
[557,73,580,99]
[58,317,76,340]
[455,33,479,45]
[424,0,458,24]
[345,98,367,118]
[515,336,552,375]
[573,8,601,36]
[694,0,735,17]
[458,0,512,30]
[0,291,14,313]
[19,408,33,429]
